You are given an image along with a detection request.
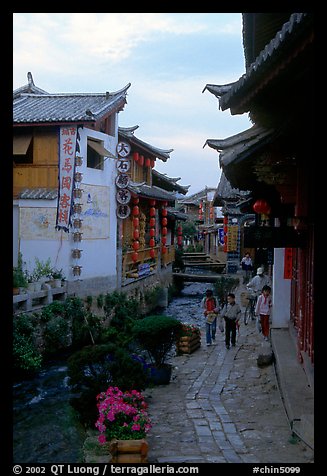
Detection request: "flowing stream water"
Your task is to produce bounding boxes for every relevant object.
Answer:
[13,276,217,464]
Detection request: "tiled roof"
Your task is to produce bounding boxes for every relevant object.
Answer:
[152,169,189,195]
[203,12,311,112]
[119,126,173,162]
[128,182,177,202]
[18,188,58,200]
[13,84,131,124]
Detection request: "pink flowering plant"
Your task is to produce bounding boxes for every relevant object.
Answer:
[95,386,152,444]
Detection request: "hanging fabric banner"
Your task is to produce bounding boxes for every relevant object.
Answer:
[56,126,78,232]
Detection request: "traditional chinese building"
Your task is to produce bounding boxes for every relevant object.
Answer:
[117,126,188,292]
[210,172,252,274]
[178,187,221,256]
[203,12,314,443]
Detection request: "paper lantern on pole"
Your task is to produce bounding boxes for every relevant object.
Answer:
[253,199,271,215]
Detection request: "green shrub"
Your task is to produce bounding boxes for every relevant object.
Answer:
[13,313,42,375]
[132,315,182,367]
[67,343,148,426]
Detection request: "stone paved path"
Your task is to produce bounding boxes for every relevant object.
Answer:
[145,285,314,464]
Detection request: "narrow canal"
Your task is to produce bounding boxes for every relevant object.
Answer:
[13,279,215,463]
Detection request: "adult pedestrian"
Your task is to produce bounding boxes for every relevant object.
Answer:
[246,267,271,297]
[240,252,253,283]
[220,293,241,349]
[255,285,272,341]
[201,289,219,346]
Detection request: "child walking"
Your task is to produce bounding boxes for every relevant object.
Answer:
[220,293,241,349]
[202,289,219,346]
[255,285,272,341]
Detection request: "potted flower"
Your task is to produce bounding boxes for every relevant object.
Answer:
[33,258,53,285]
[176,323,201,354]
[132,315,182,384]
[95,386,152,463]
[13,265,28,294]
[51,268,65,288]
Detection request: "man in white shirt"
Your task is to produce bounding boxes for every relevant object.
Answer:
[246,267,271,296]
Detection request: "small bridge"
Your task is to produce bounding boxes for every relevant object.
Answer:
[174,252,226,282]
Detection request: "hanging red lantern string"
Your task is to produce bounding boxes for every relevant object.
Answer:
[132,199,140,263]
[177,224,183,247]
[161,203,168,253]
[223,216,228,225]
[148,199,156,257]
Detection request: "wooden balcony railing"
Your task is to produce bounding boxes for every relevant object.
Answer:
[122,245,175,280]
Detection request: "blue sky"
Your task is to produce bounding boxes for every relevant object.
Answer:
[13,13,252,195]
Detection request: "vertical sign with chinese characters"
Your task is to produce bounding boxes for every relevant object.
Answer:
[283,247,293,279]
[56,127,77,232]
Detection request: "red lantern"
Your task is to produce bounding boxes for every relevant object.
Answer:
[132,240,140,251]
[133,152,139,162]
[145,158,151,167]
[150,207,156,217]
[149,217,155,227]
[150,248,155,258]
[139,155,144,166]
[149,238,155,248]
[223,216,228,225]
[177,226,182,235]
[253,199,271,215]
[133,197,139,205]
[162,217,168,226]
[177,236,183,246]
[161,209,168,217]
[161,245,167,254]
[133,228,140,240]
[149,228,155,237]
[150,159,155,168]
[149,199,156,206]
[132,252,138,262]
[162,227,167,236]
[223,225,228,234]
[161,236,167,245]
[133,217,139,228]
[132,206,139,216]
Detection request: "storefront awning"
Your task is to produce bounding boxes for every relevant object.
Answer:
[87,139,116,158]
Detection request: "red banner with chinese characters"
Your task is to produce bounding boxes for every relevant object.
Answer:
[56,127,77,231]
[283,247,293,279]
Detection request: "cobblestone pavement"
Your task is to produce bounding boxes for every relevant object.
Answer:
[145,283,314,464]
